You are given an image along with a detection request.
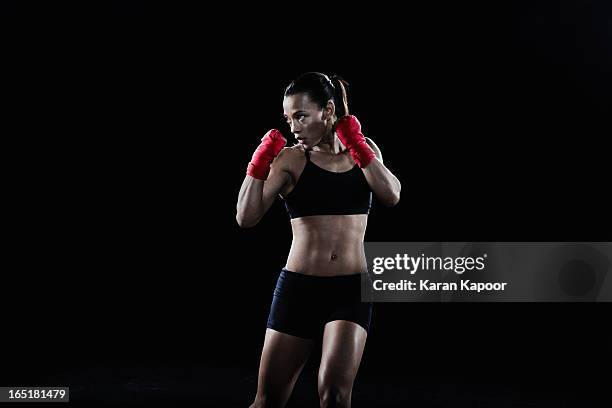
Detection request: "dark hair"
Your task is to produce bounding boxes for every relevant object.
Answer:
[284,72,350,118]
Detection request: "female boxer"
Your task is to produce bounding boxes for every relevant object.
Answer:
[237,72,401,408]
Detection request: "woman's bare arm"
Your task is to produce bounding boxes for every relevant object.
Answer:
[236,149,292,227]
[361,138,401,207]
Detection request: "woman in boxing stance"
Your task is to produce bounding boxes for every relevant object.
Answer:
[236,72,401,408]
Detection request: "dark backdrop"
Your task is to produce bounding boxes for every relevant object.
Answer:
[3,1,611,406]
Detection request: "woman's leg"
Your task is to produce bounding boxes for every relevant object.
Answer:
[317,320,368,408]
[250,328,315,408]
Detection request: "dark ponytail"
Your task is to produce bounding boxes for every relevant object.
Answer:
[284,72,350,119]
[329,74,349,118]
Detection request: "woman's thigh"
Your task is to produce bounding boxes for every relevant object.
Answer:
[318,320,368,388]
[253,328,314,406]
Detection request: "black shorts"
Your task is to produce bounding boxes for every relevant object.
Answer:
[266,268,373,340]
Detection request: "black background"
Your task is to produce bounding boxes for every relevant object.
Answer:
[2,1,611,406]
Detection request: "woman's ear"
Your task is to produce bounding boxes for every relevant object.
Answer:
[324,100,335,120]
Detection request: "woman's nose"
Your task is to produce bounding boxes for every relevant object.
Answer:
[290,120,302,133]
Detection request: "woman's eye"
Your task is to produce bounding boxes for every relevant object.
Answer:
[284,115,306,125]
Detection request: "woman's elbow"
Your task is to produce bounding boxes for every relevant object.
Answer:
[236,211,261,228]
[390,193,401,207]
[236,213,256,228]
[380,187,401,207]
[381,194,400,207]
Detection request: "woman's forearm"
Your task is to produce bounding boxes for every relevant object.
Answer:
[362,158,401,207]
[236,176,265,227]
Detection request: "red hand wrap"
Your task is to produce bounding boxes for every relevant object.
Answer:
[334,115,376,168]
[246,129,286,180]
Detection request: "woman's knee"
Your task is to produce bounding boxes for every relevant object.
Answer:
[318,382,352,408]
[249,394,285,408]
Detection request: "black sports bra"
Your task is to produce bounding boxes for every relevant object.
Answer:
[282,149,372,219]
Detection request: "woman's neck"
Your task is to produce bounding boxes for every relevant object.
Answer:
[313,131,345,155]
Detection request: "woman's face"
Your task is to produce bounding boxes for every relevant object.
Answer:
[283,93,333,150]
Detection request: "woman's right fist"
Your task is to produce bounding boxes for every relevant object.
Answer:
[246,129,287,180]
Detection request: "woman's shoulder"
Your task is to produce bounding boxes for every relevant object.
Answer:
[273,144,307,169]
[277,144,306,159]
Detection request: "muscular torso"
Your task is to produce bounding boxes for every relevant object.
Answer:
[279,146,369,276]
